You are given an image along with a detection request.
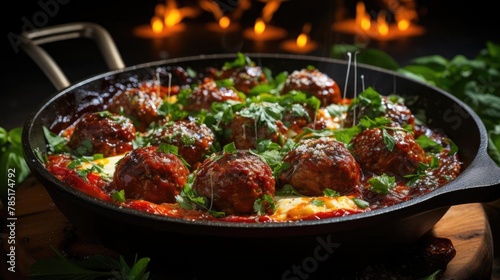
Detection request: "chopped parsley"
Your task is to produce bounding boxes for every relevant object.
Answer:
[275,184,302,196]
[352,198,370,209]
[238,102,285,133]
[112,189,126,203]
[311,199,324,207]
[175,183,225,218]
[404,156,440,185]
[254,194,276,215]
[323,188,340,197]
[367,174,396,194]
[67,154,110,181]
[157,143,190,168]
[416,134,443,153]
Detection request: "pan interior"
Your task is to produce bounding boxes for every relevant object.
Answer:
[23,53,484,239]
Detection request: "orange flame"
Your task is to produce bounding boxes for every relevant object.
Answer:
[296,33,308,48]
[151,16,164,33]
[219,16,230,29]
[151,0,200,29]
[397,18,410,31]
[254,18,266,34]
[165,9,182,27]
[377,11,389,36]
[356,1,371,31]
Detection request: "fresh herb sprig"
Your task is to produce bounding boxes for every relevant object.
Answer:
[0,126,30,204]
[67,154,111,181]
[30,246,151,280]
[367,174,396,194]
[404,156,440,185]
[253,194,276,215]
[175,176,226,218]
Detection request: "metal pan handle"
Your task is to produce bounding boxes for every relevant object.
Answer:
[437,150,500,206]
[19,22,125,91]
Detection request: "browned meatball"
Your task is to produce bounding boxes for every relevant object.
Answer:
[67,111,136,157]
[217,65,267,94]
[106,87,164,132]
[349,123,427,177]
[110,146,190,204]
[282,68,342,106]
[192,150,275,215]
[344,95,415,128]
[147,118,215,169]
[184,77,241,112]
[222,114,288,150]
[384,97,415,127]
[278,137,361,196]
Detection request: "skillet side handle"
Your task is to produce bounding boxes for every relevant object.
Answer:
[19,22,125,91]
[454,151,500,203]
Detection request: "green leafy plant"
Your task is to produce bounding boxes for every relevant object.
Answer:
[0,126,30,204]
[332,41,500,165]
[30,246,151,280]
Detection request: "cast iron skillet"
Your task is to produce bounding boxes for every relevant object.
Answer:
[20,23,500,275]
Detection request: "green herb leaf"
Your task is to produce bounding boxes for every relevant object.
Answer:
[43,126,69,154]
[253,194,276,215]
[323,188,340,197]
[404,157,439,185]
[352,198,370,209]
[367,174,396,194]
[67,155,110,181]
[349,87,386,119]
[112,190,126,203]
[157,143,190,168]
[416,134,443,153]
[333,126,361,144]
[275,184,302,196]
[382,129,396,152]
[175,184,225,218]
[223,142,237,154]
[0,127,31,205]
[419,269,442,280]
[30,246,151,280]
[238,102,285,133]
[311,199,324,207]
[222,52,253,70]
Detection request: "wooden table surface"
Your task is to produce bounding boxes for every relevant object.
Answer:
[0,176,494,279]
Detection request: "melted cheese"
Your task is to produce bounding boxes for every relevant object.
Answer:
[78,155,124,177]
[271,195,360,221]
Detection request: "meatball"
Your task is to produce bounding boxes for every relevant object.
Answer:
[110,146,190,204]
[222,114,288,150]
[67,111,136,157]
[147,118,215,169]
[349,123,427,177]
[278,137,361,196]
[282,68,342,106]
[107,87,164,132]
[344,95,415,128]
[184,77,241,112]
[217,65,267,94]
[192,150,275,215]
